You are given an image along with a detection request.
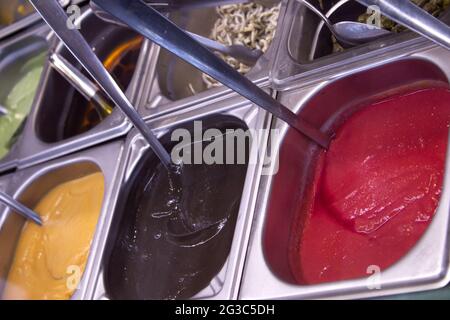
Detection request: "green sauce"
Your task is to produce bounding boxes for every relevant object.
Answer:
[0,51,46,159]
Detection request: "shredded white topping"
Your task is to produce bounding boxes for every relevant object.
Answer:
[202,2,281,89]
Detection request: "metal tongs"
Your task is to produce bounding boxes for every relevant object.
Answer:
[91,0,330,148]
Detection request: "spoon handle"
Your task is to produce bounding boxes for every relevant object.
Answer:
[0,192,42,226]
[49,52,113,117]
[356,0,450,50]
[29,0,172,170]
[93,0,330,148]
[296,0,335,35]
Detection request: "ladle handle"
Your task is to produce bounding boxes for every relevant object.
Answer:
[356,0,450,50]
[29,0,172,169]
[93,0,330,148]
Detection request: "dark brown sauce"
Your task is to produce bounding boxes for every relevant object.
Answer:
[105,119,249,299]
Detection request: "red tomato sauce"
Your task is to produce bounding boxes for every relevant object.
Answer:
[290,87,450,284]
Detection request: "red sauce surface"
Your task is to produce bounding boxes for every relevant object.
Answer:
[290,87,450,284]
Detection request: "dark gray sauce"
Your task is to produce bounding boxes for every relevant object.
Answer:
[105,118,249,299]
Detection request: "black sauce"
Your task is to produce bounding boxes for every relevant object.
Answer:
[105,119,249,299]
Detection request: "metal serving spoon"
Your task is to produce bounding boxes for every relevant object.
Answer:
[0,105,8,116]
[356,0,450,51]
[29,0,172,170]
[92,0,330,148]
[90,1,263,66]
[0,192,42,226]
[298,0,390,47]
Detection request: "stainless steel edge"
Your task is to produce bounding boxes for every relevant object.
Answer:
[87,90,273,300]
[240,43,450,300]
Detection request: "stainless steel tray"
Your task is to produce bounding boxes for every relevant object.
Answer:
[0,139,125,300]
[240,43,450,300]
[86,91,273,300]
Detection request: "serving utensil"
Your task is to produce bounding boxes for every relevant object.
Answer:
[127,0,250,12]
[90,1,263,66]
[93,0,330,148]
[49,52,113,118]
[29,0,172,169]
[0,105,8,116]
[356,0,450,51]
[31,0,329,244]
[0,192,42,226]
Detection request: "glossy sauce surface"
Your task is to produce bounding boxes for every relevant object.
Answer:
[290,87,450,284]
